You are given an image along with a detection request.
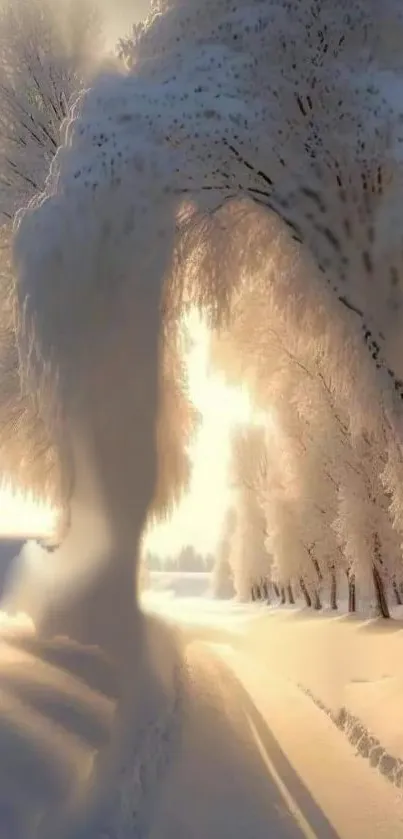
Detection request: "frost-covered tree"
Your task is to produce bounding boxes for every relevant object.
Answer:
[0,0,103,494]
[229,494,270,602]
[212,507,236,599]
[0,0,102,222]
[228,426,273,601]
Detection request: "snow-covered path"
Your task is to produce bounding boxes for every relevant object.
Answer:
[0,569,401,838]
[150,638,307,839]
[214,644,403,839]
[144,581,403,839]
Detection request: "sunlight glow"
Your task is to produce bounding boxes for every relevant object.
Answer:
[0,487,56,537]
[0,311,263,555]
[145,311,263,559]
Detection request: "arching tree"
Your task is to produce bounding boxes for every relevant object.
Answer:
[5,0,403,545]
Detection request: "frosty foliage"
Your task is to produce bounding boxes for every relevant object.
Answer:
[0,0,103,222]
[212,253,403,610]
[2,0,403,606]
[0,0,104,511]
[153,319,199,520]
[212,507,236,598]
[228,426,272,600]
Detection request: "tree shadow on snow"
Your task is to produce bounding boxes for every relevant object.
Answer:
[207,656,342,839]
[354,617,403,635]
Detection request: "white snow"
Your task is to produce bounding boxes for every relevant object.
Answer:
[142,573,403,836]
[0,571,403,836]
[147,577,403,765]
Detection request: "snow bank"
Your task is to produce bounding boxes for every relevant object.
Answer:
[344,677,403,765]
[216,644,403,839]
[244,609,403,764]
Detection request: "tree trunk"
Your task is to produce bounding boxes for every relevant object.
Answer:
[330,569,338,610]
[393,580,403,606]
[261,580,269,601]
[373,532,390,619]
[372,566,390,619]
[311,556,323,582]
[273,583,280,599]
[251,586,256,602]
[307,544,323,580]
[308,546,322,611]
[280,587,286,605]
[347,572,356,613]
[286,583,295,605]
[312,590,322,610]
[299,578,312,608]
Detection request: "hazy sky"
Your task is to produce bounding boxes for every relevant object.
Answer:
[95,0,150,41]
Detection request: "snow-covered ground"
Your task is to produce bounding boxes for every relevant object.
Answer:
[142,571,403,837]
[147,573,403,759]
[147,570,212,599]
[0,567,402,836]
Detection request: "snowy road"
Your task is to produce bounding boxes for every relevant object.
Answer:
[0,571,400,838]
[144,582,403,839]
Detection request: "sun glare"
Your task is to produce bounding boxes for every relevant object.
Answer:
[145,311,262,559]
[0,487,56,537]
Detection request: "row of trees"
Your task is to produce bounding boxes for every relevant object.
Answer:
[206,204,403,619]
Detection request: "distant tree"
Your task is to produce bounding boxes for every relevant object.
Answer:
[176,544,204,572]
[212,508,236,599]
[229,427,273,601]
[144,552,162,571]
